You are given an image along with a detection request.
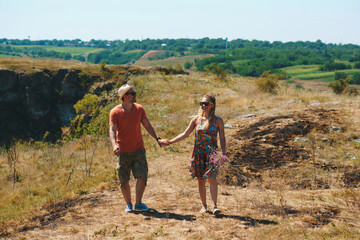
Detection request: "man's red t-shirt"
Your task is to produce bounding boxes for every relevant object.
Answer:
[109,103,147,152]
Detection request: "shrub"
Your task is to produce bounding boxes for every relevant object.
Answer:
[73,94,99,115]
[100,63,114,80]
[328,78,350,94]
[334,71,347,80]
[350,72,360,85]
[204,63,228,80]
[347,87,359,96]
[295,84,304,90]
[184,61,193,69]
[73,54,86,62]
[68,101,111,139]
[174,63,184,72]
[255,71,280,94]
[354,61,360,69]
[277,71,287,80]
[77,69,93,89]
[320,62,351,71]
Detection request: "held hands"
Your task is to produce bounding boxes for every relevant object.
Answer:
[158,139,170,146]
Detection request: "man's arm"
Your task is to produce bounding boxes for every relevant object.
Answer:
[109,124,120,156]
[141,118,162,147]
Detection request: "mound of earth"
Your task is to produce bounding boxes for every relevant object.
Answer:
[219,108,360,189]
[140,50,167,60]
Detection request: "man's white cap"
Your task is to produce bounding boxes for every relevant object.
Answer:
[117,84,133,99]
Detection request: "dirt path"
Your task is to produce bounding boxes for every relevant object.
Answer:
[11,151,275,240]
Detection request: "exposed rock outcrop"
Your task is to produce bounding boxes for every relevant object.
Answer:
[0,69,96,145]
[0,64,188,146]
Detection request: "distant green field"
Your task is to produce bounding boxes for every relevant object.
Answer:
[295,72,334,80]
[281,65,360,81]
[231,59,249,66]
[10,45,104,56]
[320,77,336,82]
[281,65,319,74]
[0,54,19,58]
[133,54,214,67]
[125,49,145,54]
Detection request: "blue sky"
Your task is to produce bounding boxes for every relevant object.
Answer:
[1,0,359,44]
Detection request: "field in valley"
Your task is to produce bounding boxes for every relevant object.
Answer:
[9,45,103,57]
[281,64,360,82]
[133,53,214,68]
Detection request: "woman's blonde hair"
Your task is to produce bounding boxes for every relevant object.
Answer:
[198,95,216,129]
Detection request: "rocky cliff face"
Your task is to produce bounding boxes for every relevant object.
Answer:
[0,64,188,146]
[0,69,94,146]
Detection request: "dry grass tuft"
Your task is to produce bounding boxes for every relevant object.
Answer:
[0,57,89,73]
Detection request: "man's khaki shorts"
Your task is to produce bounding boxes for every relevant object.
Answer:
[117,149,148,183]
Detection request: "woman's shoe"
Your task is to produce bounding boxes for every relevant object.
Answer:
[200,207,207,213]
[213,207,221,215]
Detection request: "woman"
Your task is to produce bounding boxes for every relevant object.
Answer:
[162,95,226,214]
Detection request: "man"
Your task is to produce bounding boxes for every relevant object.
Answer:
[109,84,163,212]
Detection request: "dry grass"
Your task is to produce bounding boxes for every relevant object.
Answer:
[0,57,91,73]
[0,66,360,239]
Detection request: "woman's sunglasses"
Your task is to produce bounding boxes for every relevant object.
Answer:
[199,102,213,106]
[126,91,136,96]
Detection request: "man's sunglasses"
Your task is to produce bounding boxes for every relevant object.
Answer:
[126,91,136,96]
[199,102,213,106]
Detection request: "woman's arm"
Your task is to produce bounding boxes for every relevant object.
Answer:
[217,117,226,154]
[169,116,198,144]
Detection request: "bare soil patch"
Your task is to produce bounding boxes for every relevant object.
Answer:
[221,107,360,189]
[288,79,331,92]
[140,50,167,60]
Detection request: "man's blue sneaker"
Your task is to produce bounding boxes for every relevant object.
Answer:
[125,203,133,212]
[134,203,149,211]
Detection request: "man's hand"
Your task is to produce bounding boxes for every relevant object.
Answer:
[158,139,170,146]
[113,146,121,156]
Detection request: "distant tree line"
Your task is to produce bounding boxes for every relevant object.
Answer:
[195,40,360,77]
[1,38,360,76]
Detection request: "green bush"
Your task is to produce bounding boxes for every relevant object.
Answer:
[350,72,360,84]
[184,61,193,69]
[354,61,360,69]
[328,78,350,94]
[295,84,304,90]
[69,102,111,139]
[334,71,347,80]
[73,94,99,115]
[73,54,86,62]
[255,71,280,94]
[205,63,228,80]
[320,62,351,71]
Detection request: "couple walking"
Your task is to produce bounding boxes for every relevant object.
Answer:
[109,84,226,215]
